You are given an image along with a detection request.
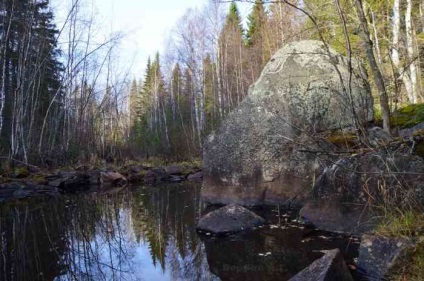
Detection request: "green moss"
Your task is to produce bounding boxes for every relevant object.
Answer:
[137,170,147,177]
[31,174,47,184]
[392,104,424,129]
[377,211,424,281]
[14,167,29,178]
[326,133,357,148]
[374,104,382,125]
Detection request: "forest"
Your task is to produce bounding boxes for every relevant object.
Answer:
[0,0,423,165]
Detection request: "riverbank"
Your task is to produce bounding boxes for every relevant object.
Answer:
[0,160,203,203]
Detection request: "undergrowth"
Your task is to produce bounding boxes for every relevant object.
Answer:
[376,210,424,281]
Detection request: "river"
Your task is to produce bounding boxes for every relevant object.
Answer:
[0,182,359,280]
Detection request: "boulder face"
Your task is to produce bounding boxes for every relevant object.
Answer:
[203,40,373,206]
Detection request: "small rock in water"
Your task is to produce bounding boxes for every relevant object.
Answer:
[196,204,265,234]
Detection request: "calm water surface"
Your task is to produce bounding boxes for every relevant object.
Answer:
[0,182,359,281]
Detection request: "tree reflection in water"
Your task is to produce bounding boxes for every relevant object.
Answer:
[0,182,216,281]
[0,182,359,281]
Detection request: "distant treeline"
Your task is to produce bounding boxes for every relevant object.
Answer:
[0,0,423,165]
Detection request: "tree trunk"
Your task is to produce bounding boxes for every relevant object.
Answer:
[392,0,414,103]
[406,0,418,103]
[354,0,391,133]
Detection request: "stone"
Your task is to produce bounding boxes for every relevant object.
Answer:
[152,167,167,180]
[47,172,92,192]
[100,171,127,186]
[289,249,353,281]
[399,121,424,138]
[187,171,203,181]
[367,126,393,146]
[143,170,158,184]
[129,165,145,174]
[169,175,183,182]
[165,165,183,175]
[356,235,415,280]
[197,204,265,234]
[203,40,373,206]
[303,151,424,233]
[87,170,100,185]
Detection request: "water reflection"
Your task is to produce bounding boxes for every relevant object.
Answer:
[0,183,215,281]
[203,225,358,280]
[0,183,359,281]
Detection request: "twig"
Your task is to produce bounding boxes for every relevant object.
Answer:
[0,157,39,169]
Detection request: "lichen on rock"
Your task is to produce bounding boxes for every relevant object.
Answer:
[203,40,374,206]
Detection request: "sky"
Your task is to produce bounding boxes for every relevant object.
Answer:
[51,0,252,80]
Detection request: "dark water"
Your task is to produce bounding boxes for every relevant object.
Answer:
[0,183,359,281]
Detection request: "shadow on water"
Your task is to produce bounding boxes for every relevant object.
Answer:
[0,183,359,281]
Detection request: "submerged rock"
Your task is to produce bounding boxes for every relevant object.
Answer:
[356,235,415,280]
[197,204,265,234]
[289,249,353,281]
[299,203,377,234]
[203,40,373,206]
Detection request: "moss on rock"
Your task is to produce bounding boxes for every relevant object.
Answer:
[326,133,358,148]
[14,167,29,178]
[392,104,424,128]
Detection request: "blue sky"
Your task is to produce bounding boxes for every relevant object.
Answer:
[51,0,251,79]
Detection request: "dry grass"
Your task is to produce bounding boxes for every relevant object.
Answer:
[376,210,424,281]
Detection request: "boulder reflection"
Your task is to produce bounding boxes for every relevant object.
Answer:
[0,183,358,281]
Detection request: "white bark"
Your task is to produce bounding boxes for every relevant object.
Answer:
[420,1,424,33]
[392,0,413,102]
[370,9,381,65]
[406,0,418,103]
[0,1,13,138]
[392,0,401,65]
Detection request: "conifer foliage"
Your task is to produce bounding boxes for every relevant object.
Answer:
[128,1,297,160]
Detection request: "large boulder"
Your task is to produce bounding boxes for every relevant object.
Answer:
[196,204,265,234]
[203,40,373,206]
[301,151,424,233]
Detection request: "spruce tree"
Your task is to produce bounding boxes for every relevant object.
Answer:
[0,0,63,158]
[225,1,244,35]
[245,0,267,47]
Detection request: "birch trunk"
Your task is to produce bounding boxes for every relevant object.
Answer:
[406,0,418,103]
[392,0,414,102]
[354,0,391,132]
